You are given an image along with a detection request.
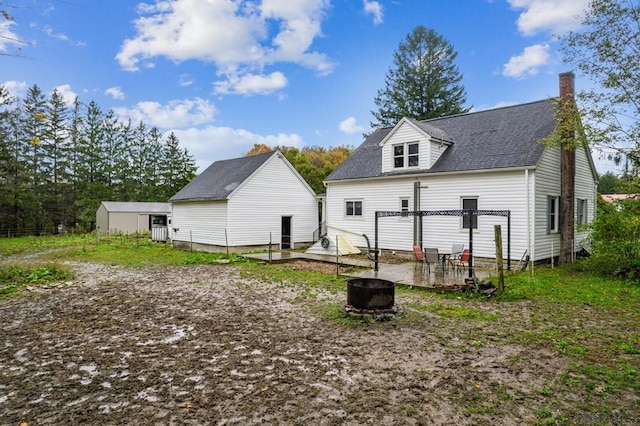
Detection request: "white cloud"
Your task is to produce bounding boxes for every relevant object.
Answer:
[53,84,78,107]
[502,44,550,78]
[363,0,383,25]
[116,0,334,94]
[113,97,216,128]
[0,20,23,52]
[507,0,589,36]
[43,24,85,47]
[470,101,517,113]
[105,87,125,100]
[339,116,365,134]
[179,73,194,87]
[214,71,287,95]
[1,80,28,100]
[170,125,303,172]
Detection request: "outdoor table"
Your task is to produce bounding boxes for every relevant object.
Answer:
[438,250,453,271]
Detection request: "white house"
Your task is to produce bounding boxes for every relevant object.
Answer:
[96,202,171,235]
[323,73,598,264]
[170,150,318,252]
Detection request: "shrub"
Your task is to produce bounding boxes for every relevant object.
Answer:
[585,196,640,281]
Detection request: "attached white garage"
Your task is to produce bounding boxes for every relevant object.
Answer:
[170,150,318,252]
[96,202,171,235]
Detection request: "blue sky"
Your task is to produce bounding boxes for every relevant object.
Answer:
[1,0,619,174]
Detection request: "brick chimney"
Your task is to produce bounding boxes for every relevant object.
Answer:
[559,71,575,101]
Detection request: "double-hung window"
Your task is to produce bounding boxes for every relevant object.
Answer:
[576,198,588,226]
[462,197,478,229]
[547,196,560,233]
[345,200,362,217]
[393,142,419,169]
[400,197,410,217]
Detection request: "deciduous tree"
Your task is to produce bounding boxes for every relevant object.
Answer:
[559,0,640,189]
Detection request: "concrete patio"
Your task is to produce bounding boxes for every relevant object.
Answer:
[243,251,493,290]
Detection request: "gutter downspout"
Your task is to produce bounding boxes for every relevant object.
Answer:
[526,169,531,262]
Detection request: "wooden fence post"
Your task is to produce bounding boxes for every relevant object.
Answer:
[494,225,504,293]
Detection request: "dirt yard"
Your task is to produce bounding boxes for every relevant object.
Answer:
[0,260,607,425]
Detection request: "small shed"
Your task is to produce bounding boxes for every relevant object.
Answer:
[170,150,318,252]
[96,202,172,235]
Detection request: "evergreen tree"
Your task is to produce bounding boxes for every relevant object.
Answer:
[42,88,72,231]
[0,85,28,234]
[144,126,163,201]
[160,132,196,199]
[21,84,47,232]
[75,100,108,230]
[371,26,470,129]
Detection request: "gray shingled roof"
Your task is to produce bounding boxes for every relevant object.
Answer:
[101,202,171,214]
[170,151,275,202]
[326,99,557,181]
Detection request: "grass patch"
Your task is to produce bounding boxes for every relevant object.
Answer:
[0,233,97,256]
[411,301,499,321]
[240,263,347,296]
[503,265,640,310]
[0,262,73,299]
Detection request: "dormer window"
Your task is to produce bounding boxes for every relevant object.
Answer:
[393,142,419,168]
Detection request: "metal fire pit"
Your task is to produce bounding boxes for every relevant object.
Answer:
[346,278,395,310]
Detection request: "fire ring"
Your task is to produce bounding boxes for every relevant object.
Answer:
[346,278,395,310]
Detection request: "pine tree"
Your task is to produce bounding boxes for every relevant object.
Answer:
[0,85,27,234]
[42,88,72,232]
[75,100,108,230]
[21,84,47,233]
[371,26,470,129]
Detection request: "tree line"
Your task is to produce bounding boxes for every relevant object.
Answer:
[245,143,352,195]
[0,84,197,235]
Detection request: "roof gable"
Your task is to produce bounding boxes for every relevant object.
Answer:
[170,150,316,202]
[326,99,556,181]
[170,151,276,202]
[378,117,452,147]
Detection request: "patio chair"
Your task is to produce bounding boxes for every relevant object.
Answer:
[413,245,426,271]
[452,249,470,273]
[450,243,465,268]
[424,247,440,274]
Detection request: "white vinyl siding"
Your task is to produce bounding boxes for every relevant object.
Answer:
[532,144,597,260]
[171,154,317,249]
[533,146,561,260]
[326,170,529,259]
[429,140,447,168]
[172,201,228,246]
[227,155,317,247]
[574,145,597,248]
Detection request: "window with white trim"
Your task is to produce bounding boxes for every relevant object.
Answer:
[547,195,560,233]
[345,200,362,217]
[400,197,410,217]
[577,198,588,226]
[461,197,478,229]
[393,142,419,169]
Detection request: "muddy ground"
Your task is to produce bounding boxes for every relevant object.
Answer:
[0,260,605,425]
